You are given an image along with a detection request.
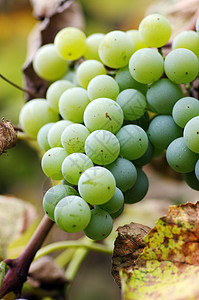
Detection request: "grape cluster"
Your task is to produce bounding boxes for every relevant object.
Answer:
[19,14,199,240]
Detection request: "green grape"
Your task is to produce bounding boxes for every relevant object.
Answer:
[85,130,120,165]
[139,14,172,47]
[106,157,137,192]
[61,179,74,187]
[110,204,124,219]
[195,159,199,181]
[116,89,147,121]
[19,99,59,138]
[126,29,148,51]
[33,44,68,81]
[164,48,199,84]
[98,30,134,68]
[124,168,149,204]
[98,187,124,214]
[184,171,199,191]
[78,166,116,205]
[184,116,199,153]
[43,184,78,221]
[41,147,68,180]
[172,30,199,58]
[46,80,75,113]
[196,16,199,32]
[84,98,124,134]
[59,87,90,123]
[166,137,198,173]
[76,60,106,89]
[83,207,113,240]
[87,75,120,101]
[48,120,73,148]
[132,140,154,167]
[116,124,148,160]
[147,115,182,149]
[146,78,183,114]
[62,153,94,185]
[54,27,87,60]
[37,123,54,151]
[84,33,105,61]
[115,66,148,95]
[129,48,164,84]
[61,123,90,153]
[172,97,199,128]
[54,196,91,233]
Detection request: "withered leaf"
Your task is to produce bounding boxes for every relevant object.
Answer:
[113,202,199,300]
[0,119,17,155]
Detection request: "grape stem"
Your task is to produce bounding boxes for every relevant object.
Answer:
[0,73,39,99]
[0,215,54,298]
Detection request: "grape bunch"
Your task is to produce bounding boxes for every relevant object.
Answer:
[19,14,199,240]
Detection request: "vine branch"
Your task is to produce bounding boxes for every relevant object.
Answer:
[0,215,54,298]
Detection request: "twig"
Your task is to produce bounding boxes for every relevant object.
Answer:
[0,215,54,298]
[0,74,39,99]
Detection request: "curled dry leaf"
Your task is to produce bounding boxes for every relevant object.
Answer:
[23,0,84,100]
[0,119,17,155]
[28,256,67,289]
[114,202,199,300]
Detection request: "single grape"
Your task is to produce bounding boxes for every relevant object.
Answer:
[195,159,199,181]
[166,137,198,173]
[54,27,87,60]
[116,124,148,160]
[146,78,183,114]
[147,115,182,149]
[106,157,137,192]
[19,99,59,138]
[84,33,105,61]
[85,130,120,165]
[139,14,172,47]
[62,153,94,185]
[46,80,75,113]
[116,88,147,121]
[115,66,148,95]
[59,87,90,123]
[184,171,199,191]
[98,30,134,68]
[43,184,78,221]
[124,168,149,204]
[172,97,199,128]
[41,147,68,180]
[172,30,199,58]
[33,44,68,81]
[184,116,199,153]
[129,48,164,84]
[54,196,91,233]
[37,123,55,151]
[76,60,106,89]
[126,29,148,51]
[164,48,199,84]
[78,166,116,205]
[48,120,73,148]
[87,75,120,101]
[83,207,113,240]
[61,123,90,153]
[84,97,124,134]
[98,187,124,214]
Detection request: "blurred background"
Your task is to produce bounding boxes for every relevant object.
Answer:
[0,0,199,299]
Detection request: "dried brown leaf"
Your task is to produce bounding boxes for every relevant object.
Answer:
[0,119,17,155]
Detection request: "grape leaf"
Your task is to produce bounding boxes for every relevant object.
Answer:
[113,202,199,300]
